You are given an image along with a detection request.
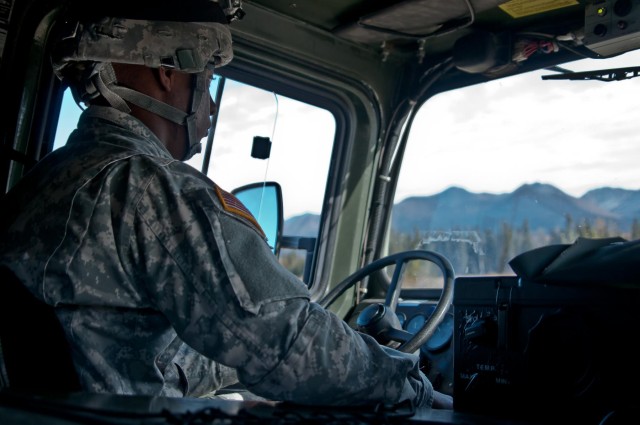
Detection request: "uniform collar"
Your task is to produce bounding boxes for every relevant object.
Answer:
[76,105,174,159]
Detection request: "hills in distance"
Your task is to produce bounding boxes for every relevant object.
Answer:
[283,183,640,236]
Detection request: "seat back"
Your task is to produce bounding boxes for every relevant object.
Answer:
[0,266,81,392]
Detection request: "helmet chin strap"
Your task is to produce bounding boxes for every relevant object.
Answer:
[87,63,208,161]
[183,70,210,161]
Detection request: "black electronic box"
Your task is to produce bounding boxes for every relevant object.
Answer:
[453,275,639,421]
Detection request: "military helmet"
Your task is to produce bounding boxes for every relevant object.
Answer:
[52,0,243,78]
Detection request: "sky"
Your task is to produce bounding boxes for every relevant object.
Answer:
[55,49,640,218]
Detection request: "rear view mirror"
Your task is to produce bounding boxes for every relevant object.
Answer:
[231,181,283,256]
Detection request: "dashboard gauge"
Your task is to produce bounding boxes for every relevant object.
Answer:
[396,312,407,328]
[405,314,426,335]
[424,313,454,352]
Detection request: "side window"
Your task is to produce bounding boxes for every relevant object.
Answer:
[54,76,335,283]
[192,78,335,283]
[391,50,640,286]
[53,91,83,150]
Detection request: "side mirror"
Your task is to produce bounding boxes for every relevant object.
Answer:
[231,181,283,256]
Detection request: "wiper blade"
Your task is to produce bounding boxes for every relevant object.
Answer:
[541,66,640,82]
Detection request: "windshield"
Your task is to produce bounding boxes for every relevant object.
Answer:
[390,49,640,287]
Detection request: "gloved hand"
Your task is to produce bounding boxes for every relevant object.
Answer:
[432,390,453,409]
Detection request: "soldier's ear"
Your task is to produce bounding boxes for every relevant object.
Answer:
[156,67,174,91]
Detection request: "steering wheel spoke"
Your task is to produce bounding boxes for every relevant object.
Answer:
[383,327,414,344]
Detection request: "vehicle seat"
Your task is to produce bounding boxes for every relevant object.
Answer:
[0,266,81,392]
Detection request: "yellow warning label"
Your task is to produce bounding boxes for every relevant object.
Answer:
[499,0,579,19]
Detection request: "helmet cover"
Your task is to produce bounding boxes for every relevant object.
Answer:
[51,0,240,78]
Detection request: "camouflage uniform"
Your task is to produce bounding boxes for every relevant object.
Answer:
[0,105,434,406]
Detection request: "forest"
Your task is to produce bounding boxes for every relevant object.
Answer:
[280,214,640,288]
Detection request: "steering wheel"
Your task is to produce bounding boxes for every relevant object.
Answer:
[319,250,455,353]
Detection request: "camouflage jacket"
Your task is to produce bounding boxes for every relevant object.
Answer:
[0,105,434,406]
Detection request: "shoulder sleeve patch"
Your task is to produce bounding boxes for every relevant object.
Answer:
[214,184,266,238]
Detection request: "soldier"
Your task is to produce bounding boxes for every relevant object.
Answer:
[0,0,452,409]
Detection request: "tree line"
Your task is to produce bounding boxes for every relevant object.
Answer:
[278,214,640,284]
[389,214,640,283]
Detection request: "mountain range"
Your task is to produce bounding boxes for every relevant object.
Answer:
[283,183,640,236]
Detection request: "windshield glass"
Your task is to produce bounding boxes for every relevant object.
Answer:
[390,49,640,287]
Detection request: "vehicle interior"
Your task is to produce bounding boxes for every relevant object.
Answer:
[2,0,640,424]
